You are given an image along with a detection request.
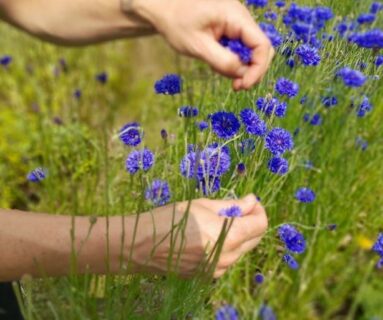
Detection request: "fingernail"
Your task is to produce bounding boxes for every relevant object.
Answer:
[243,194,256,204]
[236,66,248,77]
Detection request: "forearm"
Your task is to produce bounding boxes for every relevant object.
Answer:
[0,0,155,45]
[0,209,135,282]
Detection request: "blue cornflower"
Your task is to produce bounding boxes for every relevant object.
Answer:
[27,167,47,183]
[286,58,295,68]
[327,224,337,231]
[275,78,299,98]
[372,233,383,257]
[303,113,310,122]
[256,97,287,118]
[254,273,264,284]
[357,13,376,24]
[161,129,168,140]
[376,55,383,67]
[264,11,278,21]
[126,148,154,174]
[310,113,322,126]
[295,44,321,66]
[259,304,277,320]
[219,205,242,218]
[265,128,294,156]
[145,179,171,207]
[96,72,108,84]
[240,109,267,136]
[357,96,373,117]
[238,138,256,155]
[154,74,182,95]
[119,122,143,146]
[180,147,231,180]
[246,0,268,7]
[259,23,284,48]
[283,254,299,269]
[268,157,289,175]
[199,176,221,196]
[0,55,12,66]
[237,163,246,175]
[220,37,252,64]
[275,0,285,8]
[353,29,383,49]
[73,89,82,100]
[215,305,239,320]
[336,67,367,88]
[300,96,308,105]
[377,258,383,269]
[371,2,383,14]
[295,187,316,203]
[278,224,306,254]
[211,111,241,139]
[178,106,199,118]
[197,121,209,131]
[322,96,338,107]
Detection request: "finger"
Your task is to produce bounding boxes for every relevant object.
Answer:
[231,203,268,241]
[239,235,263,254]
[232,78,242,91]
[198,35,248,78]
[199,194,259,216]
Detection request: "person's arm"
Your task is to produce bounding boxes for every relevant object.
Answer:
[0,195,267,281]
[0,0,274,90]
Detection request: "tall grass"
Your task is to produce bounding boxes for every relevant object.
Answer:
[0,0,383,319]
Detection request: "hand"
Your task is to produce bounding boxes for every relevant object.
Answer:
[132,0,275,90]
[128,194,268,278]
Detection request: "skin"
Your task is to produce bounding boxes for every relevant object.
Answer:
[0,0,272,281]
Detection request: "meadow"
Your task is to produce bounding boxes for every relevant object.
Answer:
[0,0,383,319]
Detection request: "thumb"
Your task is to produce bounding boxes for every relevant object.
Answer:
[198,35,248,79]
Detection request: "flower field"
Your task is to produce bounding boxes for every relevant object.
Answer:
[1,0,383,319]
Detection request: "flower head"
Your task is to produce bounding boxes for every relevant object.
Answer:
[372,233,383,257]
[322,96,338,107]
[353,29,383,49]
[240,109,267,136]
[295,44,321,66]
[154,74,182,95]
[357,96,373,117]
[259,304,277,320]
[178,106,199,118]
[357,13,376,25]
[219,205,242,218]
[211,111,241,139]
[180,146,231,180]
[268,157,289,175]
[295,187,316,203]
[96,72,108,84]
[0,55,12,66]
[283,254,299,269]
[254,273,264,284]
[197,121,209,131]
[275,78,299,98]
[119,122,143,146]
[278,224,306,254]
[220,37,253,64]
[256,97,287,118]
[265,128,294,156]
[246,0,268,7]
[145,180,171,207]
[215,305,239,320]
[126,148,154,174]
[260,23,284,47]
[27,167,47,182]
[336,67,367,87]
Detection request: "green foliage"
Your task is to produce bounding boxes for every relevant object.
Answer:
[1,0,383,319]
